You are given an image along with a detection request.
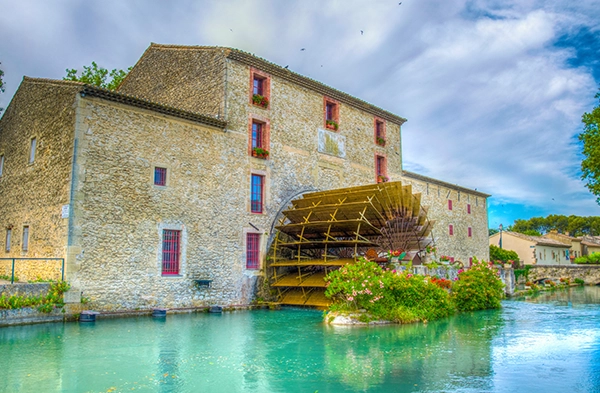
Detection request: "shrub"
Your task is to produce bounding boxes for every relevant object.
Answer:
[489,245,520,264]
[0,281,70,313]
[574,278,585,285]
[452,258,504,312]
[574,253,600,264]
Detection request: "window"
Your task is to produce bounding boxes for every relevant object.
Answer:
[250,69,270,109]
[467,204,471,214]
[246,233,260,269]
[449,224,454,236]
[0,154,4,177]
[251,174,264,213]
[248,118,270,159]
[5,229,11,252]
[448,200,453,210]
[468,227,472,237]
[162,230,180,275]
[154,167,167,186]
[29,138,37,164]
[376,155,387,182]
[324,98,339,131]
[469,257,473,266]
[375,119,386,146]
[22,226,29,251]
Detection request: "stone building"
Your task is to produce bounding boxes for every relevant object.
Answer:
[0,44,489,310]
[489,231,570,265]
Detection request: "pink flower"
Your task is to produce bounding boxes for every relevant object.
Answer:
[347,296,354,301]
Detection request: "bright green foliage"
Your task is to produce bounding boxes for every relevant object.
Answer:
[0,281,70,313]
[574,252,600,264]
[489,245,519,263]
[452,258,504,312]
[64,61,131,90]
[325,258,455,323]
[580,89,600,203]
[574,278,585,285]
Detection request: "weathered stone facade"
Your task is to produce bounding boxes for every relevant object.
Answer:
[0,44,490,311]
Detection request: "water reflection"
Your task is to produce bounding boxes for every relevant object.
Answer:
[0,287,598,392]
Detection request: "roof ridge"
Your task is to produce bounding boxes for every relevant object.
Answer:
[402,170,490,197]
[23,76,85,87]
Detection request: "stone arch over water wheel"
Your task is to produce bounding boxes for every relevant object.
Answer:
[267,181,435,307]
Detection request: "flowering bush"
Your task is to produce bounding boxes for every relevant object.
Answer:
[430,277,452,289]
[452,258,504,311]
[387,249,406,260]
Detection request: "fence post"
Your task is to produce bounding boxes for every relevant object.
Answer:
[11,258,15,284]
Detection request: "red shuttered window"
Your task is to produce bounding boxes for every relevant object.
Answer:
[162,230,180,275]
[246,233,260,269]
[449,224,454,236]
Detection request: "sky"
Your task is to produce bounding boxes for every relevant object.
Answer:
[1,0,599,230]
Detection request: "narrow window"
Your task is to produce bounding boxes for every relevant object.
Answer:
[469,257,473,266]
[449,224,454,236]
[467,204,471,214]
[29,138,37,164]
[448,200,453,210]
[0,154,4,177]
[324,99,339,130]
[376,155,387,182]
[22,226,29,251]
[375,120,385,146]
[253,76,264,96]
[5,229,11,252]
[468,227,472,237]
[154,167,167,186]
[251,174,264,213]
[162,230,180,275]
[252,121,263,149]
[246,233,260,269]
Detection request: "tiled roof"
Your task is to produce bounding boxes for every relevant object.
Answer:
[21,77,227,129]
[147,44,408,125]
[505,231,570,248]
[401,170,491,198]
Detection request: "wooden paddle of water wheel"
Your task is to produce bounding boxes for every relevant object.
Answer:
[268,181,434,307]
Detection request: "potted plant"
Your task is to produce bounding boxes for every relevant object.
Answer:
[325,119,339,131]
[376,136,386,146]
[252,94,269,109]
[252,147,269,159]
[377,175,389,183]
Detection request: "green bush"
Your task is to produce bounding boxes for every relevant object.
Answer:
[0,281,70,313]
[574,278,585,285]
[489,245,519,264]
[452,258,505,312]
[574,252,600,264]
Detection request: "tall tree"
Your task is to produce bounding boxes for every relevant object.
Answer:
[64,61,131,91]
[579,89,600,203]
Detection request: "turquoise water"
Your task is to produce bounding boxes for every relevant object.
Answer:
[1,287,599,393]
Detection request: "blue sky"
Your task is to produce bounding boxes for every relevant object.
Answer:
[0,0,599,230]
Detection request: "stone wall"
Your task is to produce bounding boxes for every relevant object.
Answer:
[528,265,600,285]
[0,283,51,298]
[0,259,63,283]
[401,172,490,263]
[0,78,77,260]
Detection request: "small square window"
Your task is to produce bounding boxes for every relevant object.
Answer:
[29,138,37,164]
[246,233,260,269]
[251,174,264,213]
[448,200,453,210]
[154,167,167,186]
[5,229,11,252]
[162,229,180,275]
[449,224,454,236]
[22,226,29,251]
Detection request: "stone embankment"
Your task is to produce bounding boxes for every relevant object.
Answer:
[528,265,600,285]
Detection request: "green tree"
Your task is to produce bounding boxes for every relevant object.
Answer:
[489,245,519,263]
[64,61,131,90]
[579,89,600,203]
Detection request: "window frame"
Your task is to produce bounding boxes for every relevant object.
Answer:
[249,68,271,109]
[246,232,261,269]
[374,118,386,146]
[22,226,29,252]
[468,227,472,237]
[375,154,387,183]
[449,224,454,236]
[248,116,270,159]
[28,137,37,164]
[5,228,11,252]
[323,97,340,131]
[154,167,167,187]
[448,200,453,211]
[161,229,181,275]
[467,204,471,214]
[250,173,265,214]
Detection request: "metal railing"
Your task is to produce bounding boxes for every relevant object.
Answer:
[0,258,65,284]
